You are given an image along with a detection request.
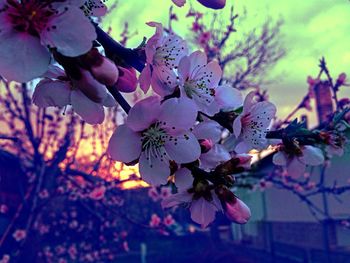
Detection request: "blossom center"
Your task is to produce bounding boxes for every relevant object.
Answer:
[4,1,55,35]
[141,123,167,151]
[153,46,176,68]
[183,78,214,101]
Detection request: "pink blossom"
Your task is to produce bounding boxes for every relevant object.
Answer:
[68,245,77,260]
[160,187,172,199]
[38,224,50,235]
[0,0,96,82]
[139,22,188,96]
[191,22,202,32]
[33,66,116,125]
[122,241,130,252]
[148,187,159,202]
[13,229,26,242]
[0,255,10,263]
[163,214,175,226]
[259,179,273,191]
[115,66,138,93]
[149,214,161,227]
[89,185,106,200]
[178,51,222,115]
[273,145,324,178]
[198,31,211,45]
[233,92,276,153]
[39,189,49,199]
[0,204,8,214]
[178,52,243,114]
[108,96,201,186]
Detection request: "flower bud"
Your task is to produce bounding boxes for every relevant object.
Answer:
[89,186,106,200]
[115,66,137,93]
[236,154,252,169]
[307,76,318,86]
[199,139,214,153]
[336,73,347,86]
[215,186,251,224]
[197,0,226,9]
[225,197,251,224]
[73,69,107,103]
[90,57,119,86]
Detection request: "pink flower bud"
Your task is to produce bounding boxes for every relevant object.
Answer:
[225,197,251,224]
[199,139,214,153]
[307,76,318,86]
[197,0,226,9]
[337,73,347,86]
[149,214,161,227]
[91,57,119,86]
[236,154,252,169]
[13,229,26,242]
[115,66,137,93]
[73,69,108,103]
[172,0,186,7]
[89,186,106,200]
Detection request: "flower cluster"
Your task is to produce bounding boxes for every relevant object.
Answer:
[107,23,277,227]
[1,0,348,230]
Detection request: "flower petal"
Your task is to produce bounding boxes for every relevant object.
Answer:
[242,91,256,114]
[102,92,117,107]
[175,168,193,191]
[161,191,192,208]
[127,96,161,132]
[215,84,243,111]
[165,132,201,164]
[139,152,170,186]
[71,90,105,124]
[232,115,242,138]
[0,32,50,82]
[107,124,142,163]
[234,140,251,154]
[190,198,217,228]
[159,97,197,135]
[139,64,152,93]
[241,101,276,150]
[151,66,178,97]
[40,6,96,56]
[200,144,231,170]
[193,120,222,142]
[178,51,207,82]
[287,158,305,178]
[299,145,324,166]
[194,60,222,89]
[32,79,70,108]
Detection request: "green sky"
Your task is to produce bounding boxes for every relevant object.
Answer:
[103,0,350,125]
